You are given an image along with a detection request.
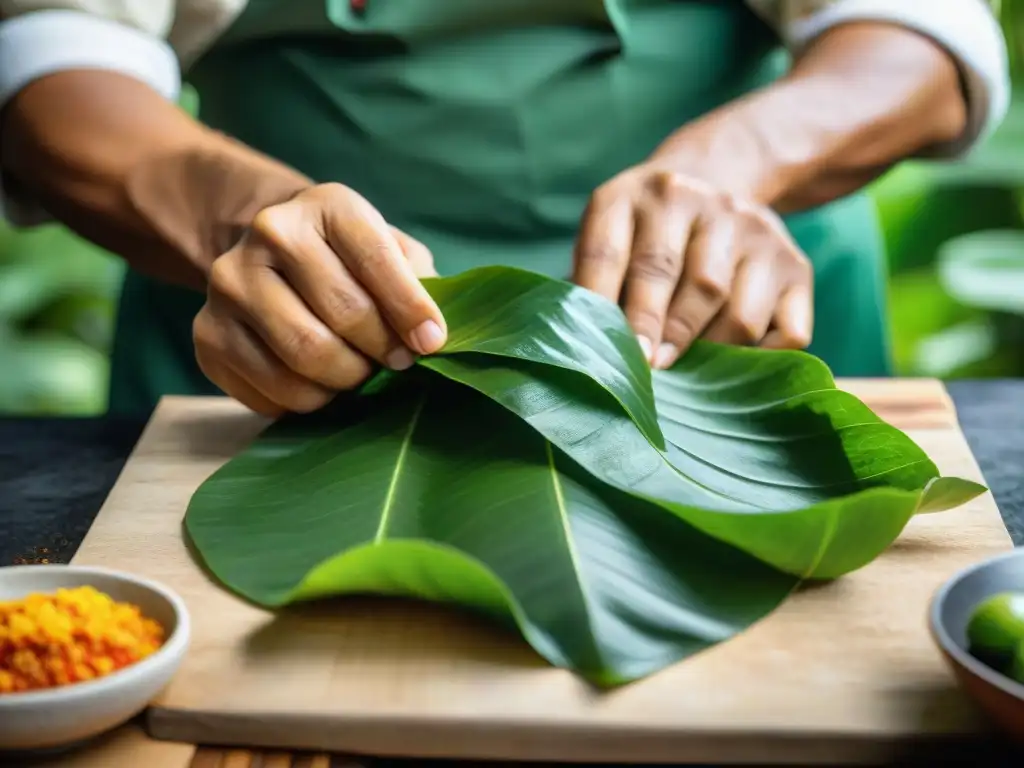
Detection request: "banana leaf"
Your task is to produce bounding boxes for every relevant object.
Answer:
[424,266,664,449]
[186,266,984,686]
[188,377,797,686]
[423,346,981,580]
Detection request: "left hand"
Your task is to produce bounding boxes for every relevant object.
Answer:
[572,163,814,369]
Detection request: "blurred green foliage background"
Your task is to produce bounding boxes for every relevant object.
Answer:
[1,8,1024,416]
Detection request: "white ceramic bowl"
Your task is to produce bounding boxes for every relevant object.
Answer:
[0,564,190,751]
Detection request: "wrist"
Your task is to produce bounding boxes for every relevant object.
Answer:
[646,23,971,214]
[125,132,311,283]
[1,69,312,290]
[645,84,805,209]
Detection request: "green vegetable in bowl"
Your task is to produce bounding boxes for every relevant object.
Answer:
[967,591,1024,666]
[1009,640,1024,686]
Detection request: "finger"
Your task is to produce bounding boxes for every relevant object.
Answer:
[251,208,415,372]
[196,357,285,419]
[760,283,813,349]
[209,256,375,391]
[317,188,447,355]
[621,205,692,360]
[194,309,336,414]
[391,227,438,278]
[702,253,779,346]
[572,192,634,303]
[654,216,736,369]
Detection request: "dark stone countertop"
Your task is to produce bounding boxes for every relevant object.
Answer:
[0,416,145,565]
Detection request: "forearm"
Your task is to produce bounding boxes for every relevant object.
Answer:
[1,70,310,291]
[648,22,969,212]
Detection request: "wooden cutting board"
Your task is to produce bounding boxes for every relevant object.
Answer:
[68,379,1012,765]
[26,725,340,768]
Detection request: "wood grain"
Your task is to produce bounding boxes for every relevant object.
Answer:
[63,380,1010,765]
[189,748,338,767]
[841,378,958,429]
[20,726,350,768]
[19,725,193,768]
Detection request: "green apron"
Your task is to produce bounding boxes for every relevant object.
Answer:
[108,0,894,416]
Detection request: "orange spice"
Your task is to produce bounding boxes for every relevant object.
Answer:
[0,585,165,694]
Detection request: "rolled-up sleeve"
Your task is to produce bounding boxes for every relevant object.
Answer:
[0,3,180,224]
[748,0,1011,158]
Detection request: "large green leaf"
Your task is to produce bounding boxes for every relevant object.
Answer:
[186,379,795,687]
[423,343,984,580]
[422,266,664,449]
[186,266,985,685]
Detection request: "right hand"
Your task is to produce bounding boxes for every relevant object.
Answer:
[193,183,447,417]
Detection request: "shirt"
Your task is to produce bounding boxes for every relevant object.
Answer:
[0,0,1010,225]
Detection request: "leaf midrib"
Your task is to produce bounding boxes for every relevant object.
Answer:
[546,441,600,655]
[374,396,425,543]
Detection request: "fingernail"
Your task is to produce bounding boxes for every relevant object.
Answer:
[386,347,416,371]
[411,319,445,354]
[637,335,653,361]
[654,343,678,370]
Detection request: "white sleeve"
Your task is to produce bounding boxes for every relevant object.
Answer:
[0,5,180,225]
[748,0,1011,158]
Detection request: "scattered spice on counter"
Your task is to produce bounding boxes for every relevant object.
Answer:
[11,541,73,566]
[0,585,165,694]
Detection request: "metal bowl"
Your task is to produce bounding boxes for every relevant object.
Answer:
[930,548,1024,740]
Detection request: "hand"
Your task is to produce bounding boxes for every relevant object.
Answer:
[193,183,447,417]
[572,164,813,369]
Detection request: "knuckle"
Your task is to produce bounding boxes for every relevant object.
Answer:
[207,257,244,304]
[788,328,812,349]
[629,250,679,283]
[332,357,374,391]
[791,253,813,281]
[749,206,789,242]
[281,386,336,414]
[714,190,740,213]
[298,182,348,209]
[280,323,336,370]
[347,240,392,272]
[663,313,699,344]
[689,270,730,304]
[192,310,220,352]
[250,205,292,246]
[580,243,625,268]
[645,170,694,201]
[736,206,767,232]
[724,309,759,342]
[311,181,349,201]
[628,305,664,335]
[271,233,320,273]
[323,287,374,334]
[588,181,619,209]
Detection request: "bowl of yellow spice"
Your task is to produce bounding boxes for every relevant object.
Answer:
[0,564,190,751]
